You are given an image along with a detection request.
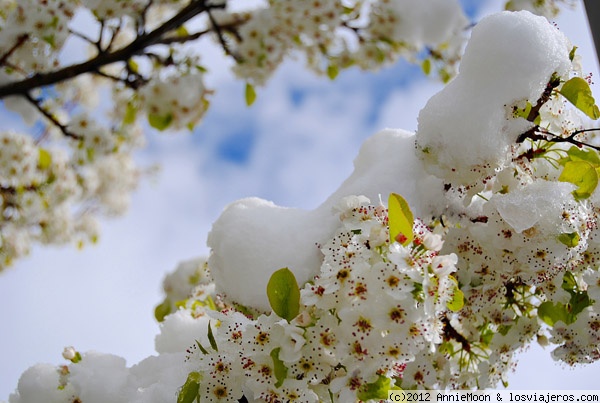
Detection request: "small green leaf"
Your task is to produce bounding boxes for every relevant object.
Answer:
[560,146,600,167]
[562,271,578,292]
[559,77,600,120]
[421,59,431,75]
[245,82,257,106]
[38,148,52,170]
[446,276,464,312]
[388,193,414,246]
[154,298,172,322]
[326,63,339,80]
[207,321,218,352]
[127,59,139,74]
[196,339,209,355]
[558,160,599,199]
[42,34,56,47]
[148,113,173,131]
[267,268,300,322]
[538,301,568,326]
[558,232,580,248]
[356,375,391,401]
[270,348,288,388]
[177,371,201,403]
[123,101,137,125]
[175,25,189,37]
[569,46,578,62]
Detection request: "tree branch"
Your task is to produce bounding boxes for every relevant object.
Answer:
[0,34,29,66]
[0,0,224,99]
[516,126,600,151]
[23,93,82,141]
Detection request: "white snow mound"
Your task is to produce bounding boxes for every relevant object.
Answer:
[416,11,572,185]
[207,129,439,311]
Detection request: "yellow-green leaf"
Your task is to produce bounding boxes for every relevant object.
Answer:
[559,77,600,120]
[175,25,189,37]
[38,148,52,170]
[388,193,414,246]
[356,375,391,401]
[270,348,288,388]
[266,268,300,322]
[154,298,171,322]
[326,63,339,80]
[558,160,599,200]
[123,101,137,125]
[148,113,173,131]
[207,321,218,352]
[569,46,578,62]
[446,275,464,312]
[560,145,600,167]
[128,59,139,74]
[177,372,201,403]
[558,232,580,248]
[421,59,431,75]
[245,82,257,106]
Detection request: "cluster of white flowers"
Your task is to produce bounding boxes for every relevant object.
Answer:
[225,0,469,85]
[8,2,600,403]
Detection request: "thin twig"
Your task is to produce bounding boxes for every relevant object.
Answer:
[517,126,600,151]
[0,34,29,66]
[206,7,241,62]
[23,93,82,141]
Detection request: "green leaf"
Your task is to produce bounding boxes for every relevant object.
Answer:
[559,77,600,119]
[539,272,593,326]
[326,63,339,80]
[562,271,579,292]
[38,148,52,170]
[42,34,56,47]
[558,232,580,248]
[207,321,218,352]
[446,276,464,312]
[154,298,171,322]
[177,371,201,403]
[270,348,288,388]
[196,339,209,355]
[266,268,300,322]
[127,59,139,74]
[569,46,578,62]
[560,146,600,167]
[558,160,599,199]
[538,301,568,326]
[421,59,431,75]
[175,25,189,37]
[123,101,137,125]
[388,193,414,246]
[356,375,391,401]
[148,113,173,131]
[245,82,257,106]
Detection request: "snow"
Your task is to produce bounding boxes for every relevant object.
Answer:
[416,11,572,185]
[207,129,439,311]
[387,0,468,47]
[492,180,576,234]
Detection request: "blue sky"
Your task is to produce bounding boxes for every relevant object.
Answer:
[1,0,600,399]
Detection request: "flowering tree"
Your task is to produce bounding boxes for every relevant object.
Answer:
[0,0,571,269]
[4,0,600,402]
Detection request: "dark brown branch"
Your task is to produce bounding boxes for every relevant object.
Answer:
[0,0,224,99]
[0,34,29,66]
[23,93,82,141]
[526,75,561,122]
[206,7,241,62]
[516,126,600,151]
